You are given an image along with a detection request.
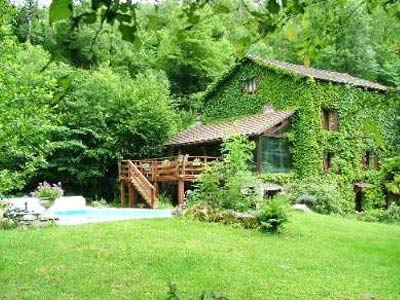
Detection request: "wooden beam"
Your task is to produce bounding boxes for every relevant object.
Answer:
[120,183,126,208]
[177,179,185,206]
[128,184,135,208]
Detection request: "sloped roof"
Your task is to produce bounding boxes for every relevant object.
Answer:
[248,55,388,92]
[203,56,388,101]
[165,110,294,146]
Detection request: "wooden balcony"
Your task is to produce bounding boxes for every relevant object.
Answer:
[118,155,219,208]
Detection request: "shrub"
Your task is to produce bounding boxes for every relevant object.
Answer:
[184,203,218,222]
[288,176,353,214]
[258,172,295,185]
[32,182,63,201]
[186,163,225,209]
[380,156,400,204]
[184,204,267,231]
[187,135,262,212]
[223,170,262,212]
[89,199,109,208]
[381,203,400,223]
[257,197,289,233]
[362,171,386,210]
[158,193,174,209]
[357,209,384,223]
[357,204,400,224]
[0,218,17,230]
[0,199,11,210]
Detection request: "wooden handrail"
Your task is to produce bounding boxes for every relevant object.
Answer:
[127,160,157,207]
[119,156,219,183]
[118,156,220,208]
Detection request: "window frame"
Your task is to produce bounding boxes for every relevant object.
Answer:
[362,151,380,170]
[245,76,259,94]
[323,152,334,173]
[321,108,339,131]
[259,136,291,173]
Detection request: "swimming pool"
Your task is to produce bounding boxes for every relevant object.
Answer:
[53,208,172,225]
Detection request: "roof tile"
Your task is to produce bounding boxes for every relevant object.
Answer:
[248,55,388,91]
[165,110,294,146]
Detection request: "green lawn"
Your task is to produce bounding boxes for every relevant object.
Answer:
[1,213,399,300]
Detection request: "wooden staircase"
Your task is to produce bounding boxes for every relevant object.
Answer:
[119,160,158,208]
[118,156,218,208]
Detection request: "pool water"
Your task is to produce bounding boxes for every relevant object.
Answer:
[53,208,172,225]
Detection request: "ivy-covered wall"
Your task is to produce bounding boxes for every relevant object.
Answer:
[202,59,398,211]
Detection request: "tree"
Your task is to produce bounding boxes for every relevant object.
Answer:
[0,42,56,196]
[250,0,400,87]
[0,0,16,40]
[155,1,235,96]
[36,68,179,199]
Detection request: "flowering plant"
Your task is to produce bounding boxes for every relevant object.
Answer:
[32,182,64,202]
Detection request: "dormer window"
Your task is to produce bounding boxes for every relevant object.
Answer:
[245,77,259,94]
[321,109,338,131]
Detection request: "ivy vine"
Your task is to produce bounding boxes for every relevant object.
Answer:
[202,58,398,211]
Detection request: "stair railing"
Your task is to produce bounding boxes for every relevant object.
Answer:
[127,160,157,208]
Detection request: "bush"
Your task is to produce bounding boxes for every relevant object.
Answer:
[89,199,109,208]
[32,182,63,201]
[158,193,174,209]
[184,203,218,222]
[258,172,295,185]
[223,170,262,211]
[187,135,262,212]
[357,204,400,224]
[257,197,289,233]
[184,204,270,231]
[0,199,11,210]
[381,203,400,223]
[186,163,225,209]
[0,218,17,230]
[288,176,353,214]
[357,209,384,223]
[363,172,386,209]
[380,156,400,204]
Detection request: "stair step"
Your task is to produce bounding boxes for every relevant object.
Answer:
[125,162,158,208]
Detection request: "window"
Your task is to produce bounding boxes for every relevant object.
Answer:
[362,151,379,170]
[261,137,291,173]
[245,77,259,94]
[321,109,338,131]
[323,152,333,172]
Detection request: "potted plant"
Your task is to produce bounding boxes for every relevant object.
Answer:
[33,182,64,210]
[192,158,202,166]
[162,159,171,166]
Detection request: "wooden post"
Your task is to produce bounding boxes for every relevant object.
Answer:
[154,181,160,199]
[120,183,126,208]
[128,184,135,208]
[178,179,185,206]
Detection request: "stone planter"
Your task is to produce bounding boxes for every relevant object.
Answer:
[39,198,54,209]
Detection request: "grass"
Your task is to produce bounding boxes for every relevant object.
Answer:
[1,212,400,300]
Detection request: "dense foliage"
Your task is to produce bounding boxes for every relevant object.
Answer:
[1,0,399,201]
[186,136,289,233]
[0,42,55,196]
[187,136,261,211]
[203,59,398,213]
